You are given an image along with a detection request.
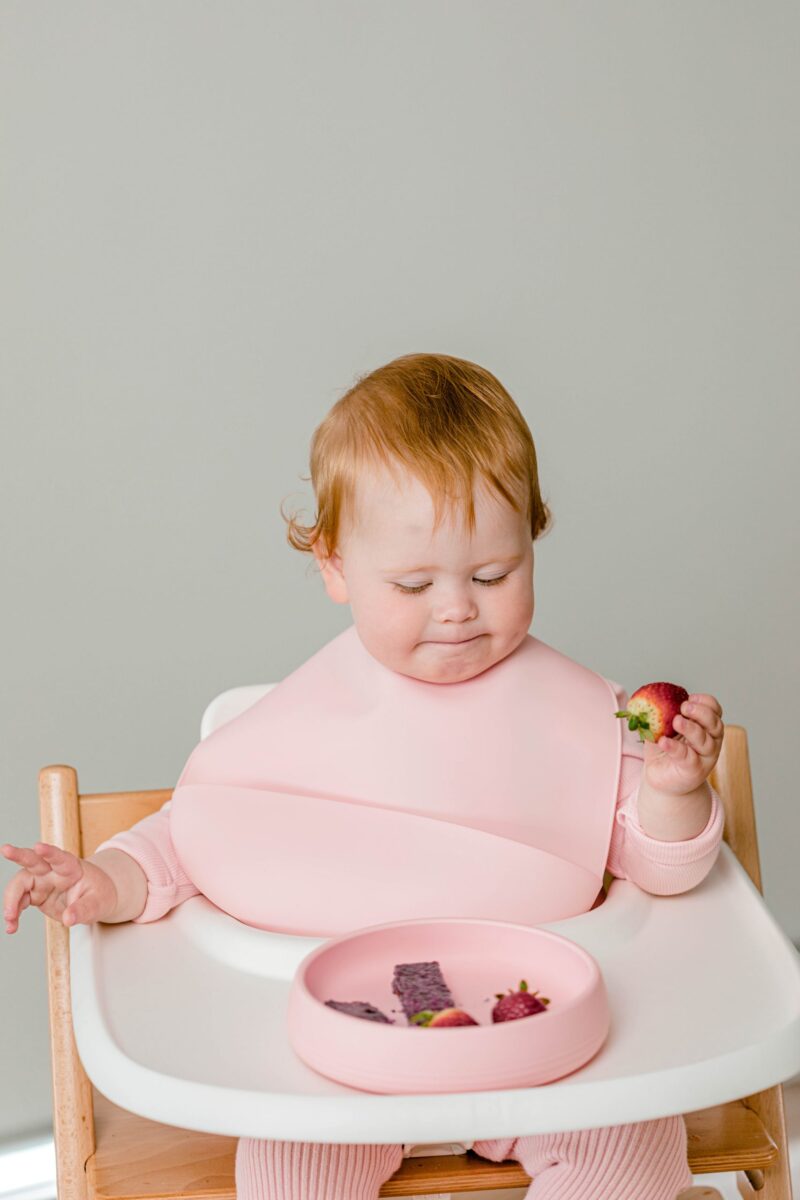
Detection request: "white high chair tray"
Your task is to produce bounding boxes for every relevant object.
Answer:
[70,842,800,1144]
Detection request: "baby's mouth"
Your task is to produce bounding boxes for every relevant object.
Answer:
[425,634,483,645]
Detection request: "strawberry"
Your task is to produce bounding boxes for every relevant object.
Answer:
[614,681,689,744]
[410,1007,479,1027]
[491,980,550,1023]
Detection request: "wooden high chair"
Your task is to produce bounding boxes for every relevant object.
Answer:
[40,723,793,1200]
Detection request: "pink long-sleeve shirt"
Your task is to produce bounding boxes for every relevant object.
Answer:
[96,681,725,925]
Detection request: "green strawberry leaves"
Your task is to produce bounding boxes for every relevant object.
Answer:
[614,709,655,743]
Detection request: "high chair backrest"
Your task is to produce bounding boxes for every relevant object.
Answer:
[199,685,276,741]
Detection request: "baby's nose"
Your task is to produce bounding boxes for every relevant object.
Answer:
[432,592,479,623]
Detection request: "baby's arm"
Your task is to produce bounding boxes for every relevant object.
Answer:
[606,683,725,896]
[85,848,149,922]
[6,801,202,934]
[91,800,201,923]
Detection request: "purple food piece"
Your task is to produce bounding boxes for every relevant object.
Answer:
[324,1000,393,1024]
[392,961,455,1022]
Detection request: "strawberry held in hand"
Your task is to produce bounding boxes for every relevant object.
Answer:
[492,980,550,1023]
[614,682,689,744]
[617,685,725,798]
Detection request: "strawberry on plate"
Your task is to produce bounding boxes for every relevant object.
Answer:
[492,980,550,1023]
[410,1007,479,1027]
[614,681,689,744]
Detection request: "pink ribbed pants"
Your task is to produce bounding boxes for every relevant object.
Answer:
[235,1115,694,1199]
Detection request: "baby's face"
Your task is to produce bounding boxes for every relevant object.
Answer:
[314,465,535,684]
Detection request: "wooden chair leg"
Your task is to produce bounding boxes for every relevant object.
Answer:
[735,1085,794,1199]
[41,766,96,1200]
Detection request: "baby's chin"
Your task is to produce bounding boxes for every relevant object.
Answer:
[361,629,528,684]
[403,634,501,684]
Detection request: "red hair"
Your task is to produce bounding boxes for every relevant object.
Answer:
[281,352,553,561]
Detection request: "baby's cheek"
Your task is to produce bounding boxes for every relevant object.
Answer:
[501,581,534,627]
[370,602,420,654]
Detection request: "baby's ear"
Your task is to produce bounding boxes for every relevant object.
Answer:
[311,539,349,604]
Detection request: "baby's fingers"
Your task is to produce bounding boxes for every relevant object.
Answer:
[660,736,688,755]
[2,843,46,871]
[687,693,723,719]
[34,843,82,879]
[2,842,70,878]
[61,894,98,927]
[3,873,33,934]
[3,843,84,934]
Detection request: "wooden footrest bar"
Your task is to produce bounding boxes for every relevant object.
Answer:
[381,1149,528,1195]
[86,1089,778,1200]
[381,1097,779,1195]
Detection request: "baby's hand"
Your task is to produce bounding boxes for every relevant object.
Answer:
[642,693,724,796]
[2,842,117,934]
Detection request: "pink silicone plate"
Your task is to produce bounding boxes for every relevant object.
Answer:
[287,917,610,1094]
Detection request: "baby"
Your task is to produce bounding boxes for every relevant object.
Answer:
[3,353,725,1200]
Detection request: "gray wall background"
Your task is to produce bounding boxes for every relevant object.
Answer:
[2,0,798,1143]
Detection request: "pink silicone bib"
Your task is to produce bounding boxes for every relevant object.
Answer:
[169,624,623,935]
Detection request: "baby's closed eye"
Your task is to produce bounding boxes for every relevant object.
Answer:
[393,573,511,596]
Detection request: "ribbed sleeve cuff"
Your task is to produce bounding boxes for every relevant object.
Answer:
[93,804,199,923]
[617,782,725,895]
